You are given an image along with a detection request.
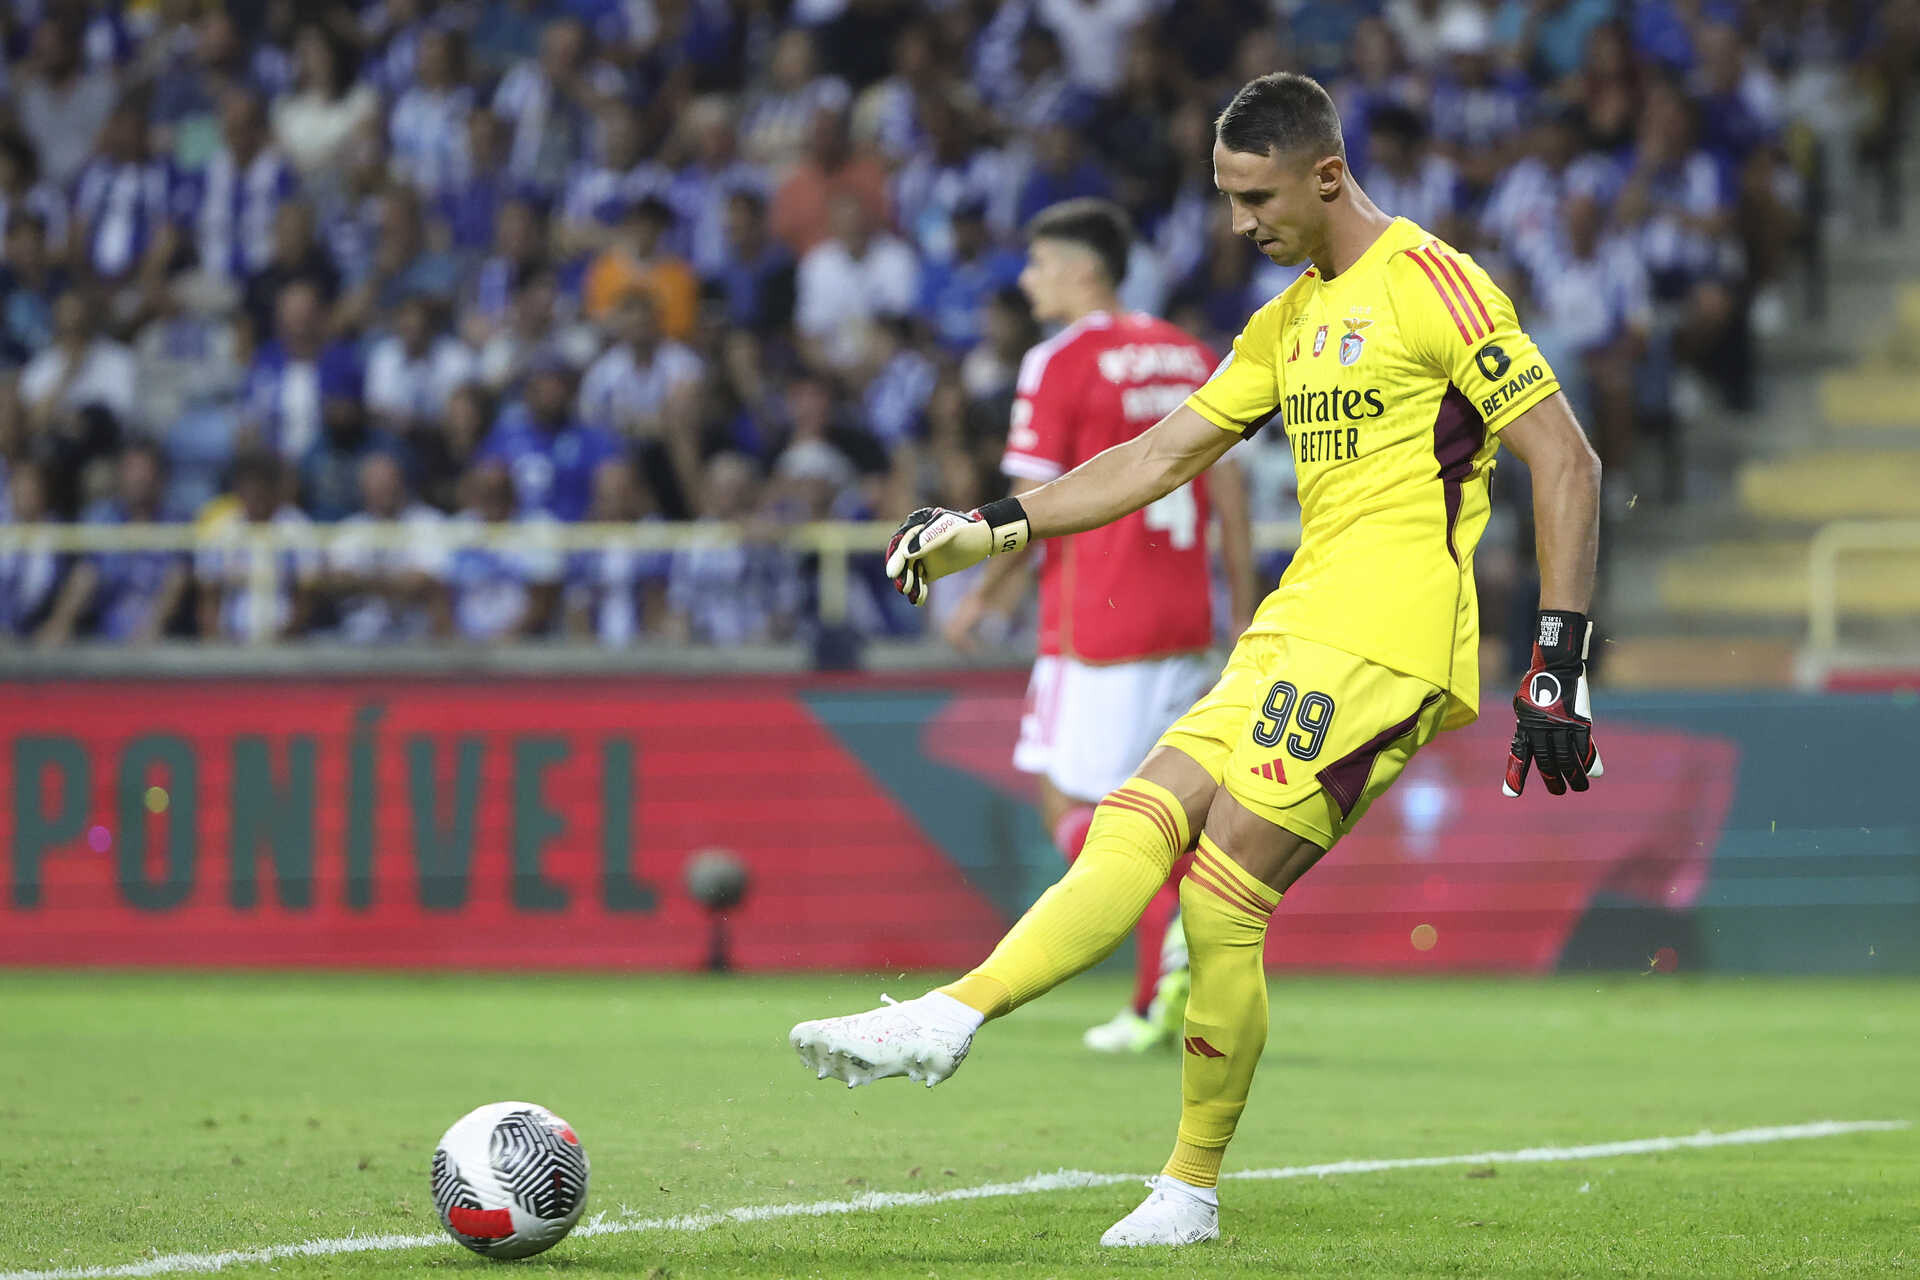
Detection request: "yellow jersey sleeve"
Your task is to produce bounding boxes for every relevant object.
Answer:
[1185,297,1286,438]
[1392,242,1559,435]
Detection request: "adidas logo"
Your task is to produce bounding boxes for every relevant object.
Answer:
[1249,759,1287,784]
[1183,1036,1226,1058]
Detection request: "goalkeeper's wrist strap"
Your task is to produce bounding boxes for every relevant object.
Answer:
[977,496,1032,557]
[1533,609,1591,668]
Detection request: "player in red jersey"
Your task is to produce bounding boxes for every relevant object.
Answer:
[944,199,1257,1054]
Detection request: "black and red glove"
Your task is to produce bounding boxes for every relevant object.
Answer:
[1503,609,1604,797]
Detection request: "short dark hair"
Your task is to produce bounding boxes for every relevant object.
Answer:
[1025,197,1131,288]
[1215,72,1345,161]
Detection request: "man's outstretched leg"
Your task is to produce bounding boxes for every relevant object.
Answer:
[788,747,1214,1088]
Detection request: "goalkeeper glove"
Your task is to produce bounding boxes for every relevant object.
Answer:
[1503,609,1604,797]
[884,497,1031,606]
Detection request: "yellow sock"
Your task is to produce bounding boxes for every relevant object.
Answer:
[1163,835,1281,1189]
[940,778,1190,1019]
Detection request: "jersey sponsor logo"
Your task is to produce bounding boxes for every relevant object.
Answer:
[1095,343,1213,386]
[1479,361,1546,419]
[1312,324,1329,357]
[1121,382,1199,421]
[1283,385,1386,425]
[1475,342,1511,380]
[1292,425,1362,464]
[1339,318,1371,366]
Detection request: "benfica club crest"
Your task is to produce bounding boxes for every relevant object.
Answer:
[1339,317,1372,366]
[1312,324,1329,357]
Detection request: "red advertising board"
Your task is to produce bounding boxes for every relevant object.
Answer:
[0,675,1742,972]
[0,679,1009,971]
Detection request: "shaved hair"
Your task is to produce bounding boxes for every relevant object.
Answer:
[1215,72,1345,161]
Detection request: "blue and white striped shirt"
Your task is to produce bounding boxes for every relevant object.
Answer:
[72,158,176,280]
[195,146,299,281]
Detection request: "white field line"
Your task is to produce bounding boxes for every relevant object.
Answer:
[2,1119,1904,1280]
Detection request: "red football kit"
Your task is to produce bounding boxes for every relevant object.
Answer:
[1000,311,1220,663]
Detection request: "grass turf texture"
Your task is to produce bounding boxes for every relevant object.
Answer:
[0,973,1912,1279]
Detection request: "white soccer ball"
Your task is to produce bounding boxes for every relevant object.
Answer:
[430,1101,590,1259]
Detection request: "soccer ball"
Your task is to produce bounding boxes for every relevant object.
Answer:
[430,1101,590,1259]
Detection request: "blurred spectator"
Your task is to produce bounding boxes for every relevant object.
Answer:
[389,28,476,203]
[564,456,670,643]
[475,264,599,393]
[0,213,69,363]
[439,110,521,253]
[795,193,918,372]
[0,131,69,258]
[1615,79,1744,407]
[69,100,173,287]
[196,87,300,285]
[664,451,800,644]
[714,189,796,336]
[860,314,937,452]
[1428,6,1529,198]
[20,290,137,436]
[335,185,461,333]
[465,196,547,335]
[1525,192,1651,490]
[557,103,672,261]
[365,296,476,436]
[667,95,767,280]
[272,24,380,194]
[1035,0,1153,99]
[194,450,319,642]
[893,108,1010,262]
[134,276,246,435]
[1362,104,1466,245]
[769,106,890,256]
[243,278,362,461]
[1015,122,1114,230]
[325,451,448,642]
[919,200,1023,353]
[741,29,850,171]
[492,17,623,193]
[578,290,704,453]
[477,356,619,521]
[1479,105,1607,270]
[580,196,697,336]
[0,458,68,641]
[15,18,118,189]
[961,284,1038,405]
[438,459,562,640]
[241,200,341,341]
[42,439,189,644]
[415,381,494,512]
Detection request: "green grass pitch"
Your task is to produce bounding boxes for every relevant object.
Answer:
[1,972,1913,1278]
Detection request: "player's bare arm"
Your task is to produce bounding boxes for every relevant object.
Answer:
[1497,391,1600,613]
[1497,391,1605,798]
[1208,455,1259,632]
[886,405,1235,605]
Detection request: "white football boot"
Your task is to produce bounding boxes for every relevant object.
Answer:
[789,994,974,1089]
[1082,1007,1162,1053]
[1100,1175,1220,1247]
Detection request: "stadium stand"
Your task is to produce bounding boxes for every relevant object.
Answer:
[0,0,1907,683]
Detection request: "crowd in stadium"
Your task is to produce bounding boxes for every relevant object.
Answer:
[0,0,1904,649]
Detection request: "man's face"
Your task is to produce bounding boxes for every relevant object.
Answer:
[358,454,404,516]
[527,370,571,423]
[119,450,162,510]
[237,473,278,522]
[1213,140,1329,267]
[1017,237,1088,324]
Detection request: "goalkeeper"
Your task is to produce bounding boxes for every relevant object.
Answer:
[790,71,1603,1249]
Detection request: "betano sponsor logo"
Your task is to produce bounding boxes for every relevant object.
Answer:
[1480,361,1545,419]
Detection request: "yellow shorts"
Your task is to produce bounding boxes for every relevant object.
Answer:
[1157,632,1448,849]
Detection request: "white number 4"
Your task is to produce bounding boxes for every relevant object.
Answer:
[1144,484,1199,550]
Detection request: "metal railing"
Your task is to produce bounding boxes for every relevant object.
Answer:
[1806,518,1920,651]
[0,518,1303,638]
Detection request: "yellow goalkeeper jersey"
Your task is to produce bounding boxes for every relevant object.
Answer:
[1186,217,1561,728]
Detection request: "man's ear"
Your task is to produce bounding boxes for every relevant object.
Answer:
[1315,154,1347,203]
